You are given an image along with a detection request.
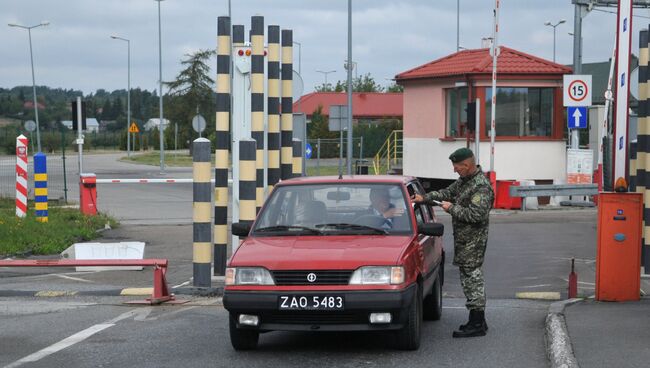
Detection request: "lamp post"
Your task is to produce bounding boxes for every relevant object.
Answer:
[110,35,131,157]
[8,21,49,153]
[316,70,336,90]
[154,0,165,173]
[544,19,566,63]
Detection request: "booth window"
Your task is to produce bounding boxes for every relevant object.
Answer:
[445,87,468,137]
[484,87,553,137]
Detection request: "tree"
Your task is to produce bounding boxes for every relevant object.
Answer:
[386,83,404,93]
[165,49,216,148]
[328,73,384,93]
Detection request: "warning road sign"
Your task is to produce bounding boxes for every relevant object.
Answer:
[563,75,592,107]
[129,122,139,133]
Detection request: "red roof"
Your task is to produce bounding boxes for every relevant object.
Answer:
[293,92,403,118]
[395,46,572,81]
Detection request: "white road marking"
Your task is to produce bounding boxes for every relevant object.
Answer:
[52,274,94,283]
[4,324,113,368]
[172,281,190,289]
[4,308,142,367]
[517,284,552,289]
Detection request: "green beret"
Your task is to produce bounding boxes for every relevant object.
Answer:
[449,147,474,163]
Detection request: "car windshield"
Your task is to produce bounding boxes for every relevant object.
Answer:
[252,183,412,236]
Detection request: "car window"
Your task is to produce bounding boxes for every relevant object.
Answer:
[253,183,412,235]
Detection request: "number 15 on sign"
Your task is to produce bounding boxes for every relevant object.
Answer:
[563,75,592,107]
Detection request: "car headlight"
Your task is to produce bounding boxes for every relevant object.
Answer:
[225,267,275,286]
[349,266,404,285]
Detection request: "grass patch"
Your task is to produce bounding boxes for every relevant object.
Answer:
[306,165,347,176]
[0,198,118,257]
[120,151,212,167]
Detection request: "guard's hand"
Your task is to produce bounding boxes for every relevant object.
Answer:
[410,194,424,203]
[441,201,452,212]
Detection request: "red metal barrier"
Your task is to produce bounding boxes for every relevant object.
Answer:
[0,259,176,305]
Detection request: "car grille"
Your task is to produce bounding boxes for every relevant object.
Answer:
[264,311,365,325]
[271,270,353,285]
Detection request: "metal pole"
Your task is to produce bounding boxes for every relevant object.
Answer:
[360,135,364,160]
[456,0,460,51]
[572,4,583,149]
[346,0,353,175]
[61,128,68,203]
[553,26,556,63]
[76,96,83,175]
[489,0,499,173]
[475,97,480,164]
[27,28,42,153]
[127,39,131,158]
[317,138,321,176]
[156,0,165,173]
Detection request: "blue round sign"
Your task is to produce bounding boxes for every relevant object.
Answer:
[305,143,313,159]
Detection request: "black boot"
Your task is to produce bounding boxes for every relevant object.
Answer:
[453,310,487,338]
[459,310,488,331]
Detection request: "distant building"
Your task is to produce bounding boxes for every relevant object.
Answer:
[293,92,403,125]
[144,118,170,131]
[23,100,46,110]
[61,118,100,132]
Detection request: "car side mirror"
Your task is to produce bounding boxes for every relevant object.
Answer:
[418,222,444,237]
[232,222,252,237]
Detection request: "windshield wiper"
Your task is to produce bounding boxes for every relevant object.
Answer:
[316,223,388,235]
[254,225,322,235]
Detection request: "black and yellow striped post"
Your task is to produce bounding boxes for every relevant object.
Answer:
[639,28,650,273]
[292,138,302,178]
[239,139,257,227]
[280,29,294,180]
[267,25,281,191]
[251,16,265,213]
[214,16,231,276]
[34,153,48,223]
[193,138,212,287]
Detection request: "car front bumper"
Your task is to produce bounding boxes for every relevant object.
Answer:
[223,283,416,332]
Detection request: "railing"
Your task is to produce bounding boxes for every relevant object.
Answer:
[372,130,403,174]
[509,184,598,211]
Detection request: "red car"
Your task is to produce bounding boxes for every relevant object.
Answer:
[224,175,445,350]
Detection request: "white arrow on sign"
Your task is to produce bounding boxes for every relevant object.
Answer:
[572,108,582,128]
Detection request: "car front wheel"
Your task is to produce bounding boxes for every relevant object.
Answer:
[423,272,443,321]
[395,285,422,350]
[229,313,259,350]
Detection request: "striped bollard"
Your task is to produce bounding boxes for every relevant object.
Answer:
[15,134,28,218]
[239,139,257,229]
[34,153,48,222]
[280,29,294,180]
[214,16,231,276]
[251,16,265,213]
[193,138,212,287]
[267,25,281,191]
[292,138,303,178]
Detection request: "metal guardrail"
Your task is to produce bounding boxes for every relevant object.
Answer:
[509,184,598,198]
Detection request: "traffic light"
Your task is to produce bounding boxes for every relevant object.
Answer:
[71,100,87,131]
[465,101,476,132]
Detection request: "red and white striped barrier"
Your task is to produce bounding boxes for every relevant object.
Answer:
[95,178,233,184]
[15,134,28,218]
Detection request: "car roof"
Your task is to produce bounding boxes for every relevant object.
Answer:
[276,175,417,186]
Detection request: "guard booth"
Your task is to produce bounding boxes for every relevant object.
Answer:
[596,192,643,301]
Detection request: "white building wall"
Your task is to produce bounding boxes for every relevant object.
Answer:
[404,138,567,182]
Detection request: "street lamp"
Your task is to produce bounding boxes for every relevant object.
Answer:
[8,21,49,153]
[544,19,566,63]
[110,35,131,158]
[316,70,336,89]
[154,0,165,173]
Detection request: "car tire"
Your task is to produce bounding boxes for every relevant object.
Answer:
[395,285,422,350]
[229,314,259,350]
[423,272,443,321]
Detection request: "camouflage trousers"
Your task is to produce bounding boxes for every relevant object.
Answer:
[459,266,486,311]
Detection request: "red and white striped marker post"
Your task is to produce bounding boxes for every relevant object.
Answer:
[15,134,29,218]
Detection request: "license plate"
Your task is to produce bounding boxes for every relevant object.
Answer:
[278,295,344,311]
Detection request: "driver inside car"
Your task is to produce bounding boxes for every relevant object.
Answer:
[368,187,404,228]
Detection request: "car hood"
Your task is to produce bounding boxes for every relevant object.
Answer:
[230,235,413,270]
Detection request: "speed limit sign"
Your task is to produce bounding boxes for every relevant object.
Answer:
[563,75,592,107]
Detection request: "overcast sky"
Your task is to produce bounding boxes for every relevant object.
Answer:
[2,0,650,96]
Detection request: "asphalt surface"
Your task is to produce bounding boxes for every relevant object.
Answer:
[0,152,606,367]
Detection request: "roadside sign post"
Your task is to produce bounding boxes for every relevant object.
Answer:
[563,74,592,149]
[567,106,587,129]
[129,122,139,156]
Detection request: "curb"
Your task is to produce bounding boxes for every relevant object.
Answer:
[545,298,583,368]
[0,287,224,298]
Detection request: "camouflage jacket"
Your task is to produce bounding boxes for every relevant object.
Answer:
[424,166,494,268]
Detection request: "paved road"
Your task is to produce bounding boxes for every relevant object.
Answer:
[0,153,602,367]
